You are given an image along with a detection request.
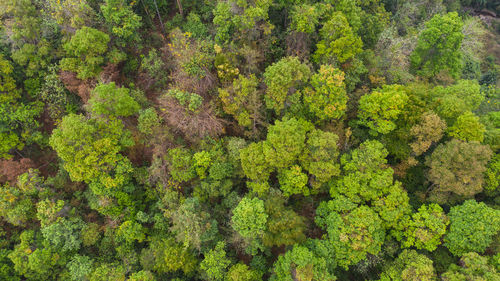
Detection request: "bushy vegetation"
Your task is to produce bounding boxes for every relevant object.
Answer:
[0,0,499,280]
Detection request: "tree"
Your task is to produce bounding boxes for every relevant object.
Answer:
[67,255,93,281]
[36,199,65,227]
[200,241,231,281]
[227,263,261,281]
[170,197,219,252]
[41,217,84,252]
[49,114,134,191]
[410,12,464,78]
[485,153,500,195]
[410,111,446,156]
[88,82,140,117]
[262,190,306,247]
[60,27,110,79]
[402,204,449,251]
[270,244,336,281]
[218,74,263,129]
[44,0,94,30]
[303,65,348,121]
[263,57,311,114]
[357,85,409,135]
[0,169,44,226]
[166,147,196,183]
[116,220,146,244]
[379,250,436,281]
[240,142,272,183]
[144,237,198,275]
[313,11,363,65]
[434,79,484,122]
[316,197,385,269]
[332,140,394,203]
[300,129,340,188]
[444,200,500,256]
[8,230,62,280]
[0,54,18,103]
[128,271,155,281]
[101,0,142,43]
[426,139,492,201]
[447,111,485,142]
[263,118,312,170]
[442,252,500,281]
[231,197,268,241]
[89,263,126,281]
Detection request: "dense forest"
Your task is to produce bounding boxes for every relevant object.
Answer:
[0,0,499,280]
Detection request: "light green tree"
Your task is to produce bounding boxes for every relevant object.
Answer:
[402,204,449,251]
[444,200,500,256]
[313,11,363,65]
[263,57,311,114]
[60,27,110,79]
[379,250,436,281]
[88,82,140,117]
[410,12,464,78]
[357,85,408,135]
[303,65,348,121]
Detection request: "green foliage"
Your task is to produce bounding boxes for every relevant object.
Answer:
[88,82,140,117]
[379,250,436,281]
[219,74,262,128]
[485,154,500,194]
[262,191,306,247]
[426,139,492,201]
[303,65,348,121]
[49,114,134,190]
[357,85,409,135]
[8,230,62,280]
[128,270,155,281]
[41,217,84,252]
[442,252,500,280]
[227,263,261,281]
[434,80,484,122]
[117,220,146,244]
[240,142,271,182]
[89,263,126,281]
[278,165,309,196]
[300,129,340,187]
[36,199,64,227]
[264,118,312,170]
[144,237,198,275]
[316,199,386,269]
[140,49,167,87]
[232,197,268,239]
[166,88,203,112]
[167,147,196,182]
[200,241,231,281]
[60,27,110,79]
[447,111,485,142]
[170,197,219,252]
[101,0,142,42]
[444,200,500,256]
[138,108,160,135]
[263,57,311,114]
[313,11,363,65]
[270,244,336,281]
[67,255,92,281]
[168,28,214,79]
[0,169,44,226]
[332,140,393,203]
[410,12,464,78]
[402,204,449,251]
[0,54,19,103]
[290,4,321,34]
